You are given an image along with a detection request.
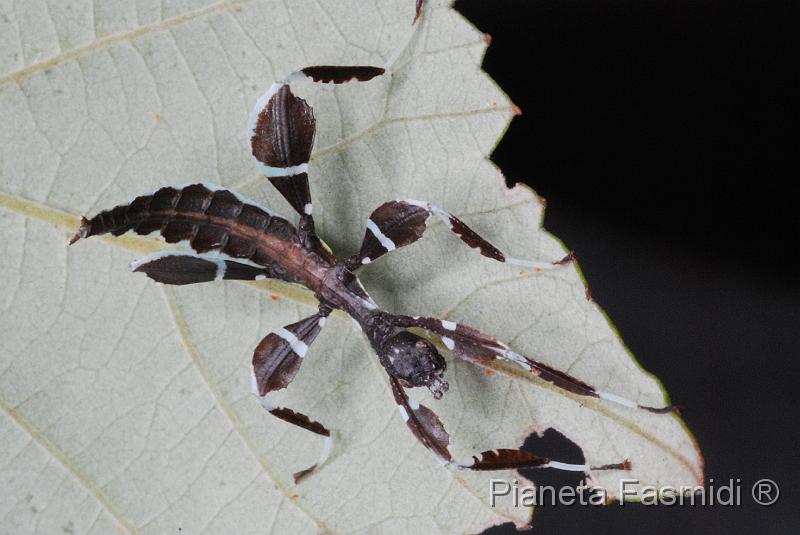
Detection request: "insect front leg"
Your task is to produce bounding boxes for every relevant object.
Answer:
[345,199,573,270]
[251,306,334,483]
[389,376,629,473]
[392,315,680,415]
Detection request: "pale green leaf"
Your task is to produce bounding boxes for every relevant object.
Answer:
[0,1,703,533]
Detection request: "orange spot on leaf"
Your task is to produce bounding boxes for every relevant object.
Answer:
[270,295,281,301]
[154,113,161,121]
[290,493,300,500]
[484,369,493,376]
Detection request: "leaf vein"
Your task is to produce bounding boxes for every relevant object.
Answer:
[159,286,332,533]
[0,0,254,88]
[0,399,138,534]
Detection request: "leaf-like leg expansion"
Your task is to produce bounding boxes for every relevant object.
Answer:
[248,0,424,223]
[248,68,386,189]
[248,66,389,192]
[347,200,572,270]
[249,74,389,258]
[251,308,334,483]
[389,376,629,472]
[392,315,680,415]
[129,251,273,285]
[249,82,317,220]
[347,200,431,267]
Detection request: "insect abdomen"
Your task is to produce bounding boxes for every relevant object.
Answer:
[74,184,297,277]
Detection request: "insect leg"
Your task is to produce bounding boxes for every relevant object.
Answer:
[249,82,318,225]
[251,307,334,483]
[346,199,572,270]
[389,376,629,472]
[392,315,680,415]
[346,200,431,267]
[248,1,425,225]
[129,251,272,286]
[414,0,425,24]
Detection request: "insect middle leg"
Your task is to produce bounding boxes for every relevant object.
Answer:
[121,250,336,481]
[251,306,334,483]
[346,199,574,270]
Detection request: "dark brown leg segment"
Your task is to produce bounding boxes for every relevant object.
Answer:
[347,199,572,270]
[389,377,629,472]
[391,315,680,415]
[251,307,334,483]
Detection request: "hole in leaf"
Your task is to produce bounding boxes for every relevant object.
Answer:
[518,427,587,490]
[479,428,598,535]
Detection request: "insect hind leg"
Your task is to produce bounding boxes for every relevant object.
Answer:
[248,1,425,222]
[251,0,423,242]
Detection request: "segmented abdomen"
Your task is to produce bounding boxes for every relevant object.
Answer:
[75,183,300,280]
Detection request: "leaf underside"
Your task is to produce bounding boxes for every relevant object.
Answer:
[0,1,702,534]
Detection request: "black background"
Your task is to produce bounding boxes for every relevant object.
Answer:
[453,1,799,533]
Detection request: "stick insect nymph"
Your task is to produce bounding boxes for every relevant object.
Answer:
[70,1,677,483]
